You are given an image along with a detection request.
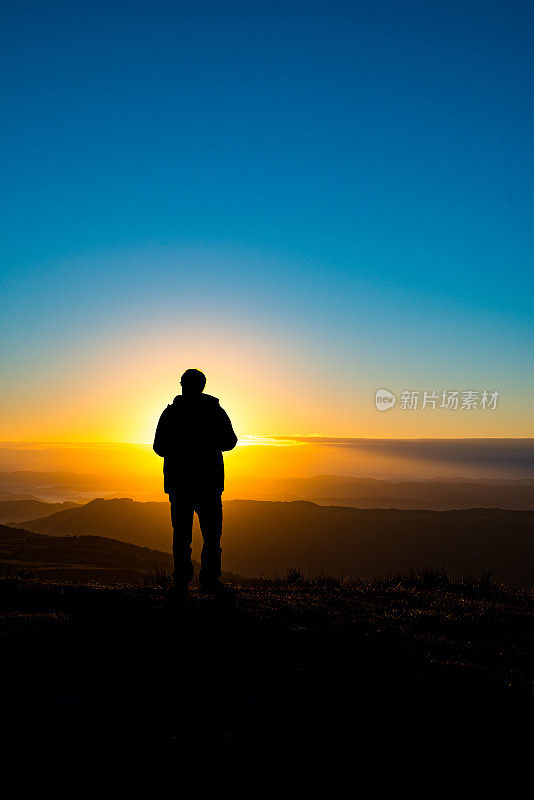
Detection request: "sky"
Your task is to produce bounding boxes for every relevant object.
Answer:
[1,0,533,446]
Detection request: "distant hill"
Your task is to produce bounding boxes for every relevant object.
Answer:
[0,499,80,523]
[251,476,534,509]
[311,495,434,509]
[9,498,534,587]
[10,498,171,548]
[218,501,534,587]
[0,523,172,577]
[2,470,533,508]
[0,470,129,502]
[0,491,43,502]
[0,524,248,583]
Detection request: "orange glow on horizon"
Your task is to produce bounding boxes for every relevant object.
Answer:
[1,321,530,443]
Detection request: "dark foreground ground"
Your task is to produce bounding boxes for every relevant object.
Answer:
[1,571,532,790]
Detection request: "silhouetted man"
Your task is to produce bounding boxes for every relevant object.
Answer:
[153,369,237,596]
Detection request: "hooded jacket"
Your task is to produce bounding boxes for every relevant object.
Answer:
[153,393,237,493]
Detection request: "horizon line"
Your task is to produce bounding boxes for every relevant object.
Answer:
[0,436,533,447]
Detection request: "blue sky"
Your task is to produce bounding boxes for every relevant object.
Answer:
[1,0,533,439]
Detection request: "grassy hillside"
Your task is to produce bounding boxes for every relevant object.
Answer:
[11,498,534,587]
[0,572,532,787]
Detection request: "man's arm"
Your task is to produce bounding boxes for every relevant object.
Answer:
[217,407,238,451]
[153,407,170,457]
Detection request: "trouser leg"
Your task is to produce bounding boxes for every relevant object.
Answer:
[196,491,223,586]
[169,496,195,587]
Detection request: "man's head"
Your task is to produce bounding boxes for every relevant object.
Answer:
[180,368,207,396]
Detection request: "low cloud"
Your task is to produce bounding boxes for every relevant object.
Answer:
[269,437,534,477]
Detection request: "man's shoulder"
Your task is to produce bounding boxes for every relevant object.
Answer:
[158,404,174,422]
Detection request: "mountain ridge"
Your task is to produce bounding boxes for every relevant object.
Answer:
[7,498,534,587]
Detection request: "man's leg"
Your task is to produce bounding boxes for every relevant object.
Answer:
[196,490,223,588]
[169,492,195,589]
